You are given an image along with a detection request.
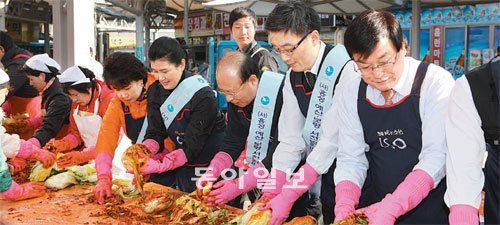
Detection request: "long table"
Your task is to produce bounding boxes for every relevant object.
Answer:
[0,182,242,225]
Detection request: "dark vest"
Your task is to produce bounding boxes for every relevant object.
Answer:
[290,44,335,117]
[121,102,145,144]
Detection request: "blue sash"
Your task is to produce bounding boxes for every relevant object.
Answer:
[136,117,148,143]
[159,75,209,130]
[302,44,350,151]
[246,71,285,166]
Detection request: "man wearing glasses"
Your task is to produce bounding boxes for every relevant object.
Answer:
[333,9,454,225]
[253,2,357,225]
[229,7,278,73]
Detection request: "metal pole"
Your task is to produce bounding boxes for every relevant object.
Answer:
[183,0,188,43]
[134,0,145,63]
[145,26,150,66]
[135,15,145,62]
[98,31,103,61]
[411,0,420,59]
[0,0,6,31]
[44,22,50,54]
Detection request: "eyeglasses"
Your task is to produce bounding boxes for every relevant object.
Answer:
[353,53,399,74]
[219,80,247,99]
[271,31,313,56]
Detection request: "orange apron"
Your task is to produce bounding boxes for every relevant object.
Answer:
[4,95,42,139]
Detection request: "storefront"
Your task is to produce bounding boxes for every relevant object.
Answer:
[394,2,499,78]
[174,12,215,69]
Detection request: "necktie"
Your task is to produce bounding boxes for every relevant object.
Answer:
[305,72,317,88]
[382,89,395,105]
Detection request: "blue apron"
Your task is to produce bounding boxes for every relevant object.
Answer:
[357,62,448,224]
[121,102,146,144]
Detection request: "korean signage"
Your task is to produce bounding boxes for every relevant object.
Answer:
[213,12,230,35]
[110,37,135,49]
[431,26,442,66]
[174,14,214,37]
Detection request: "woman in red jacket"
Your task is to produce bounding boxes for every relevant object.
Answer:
[52,66,114,168]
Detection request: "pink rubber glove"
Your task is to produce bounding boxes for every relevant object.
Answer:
[2,181,46,201]
[9,157,27,173]
[259,163,320,225]
[17,138,55,168]
[196,152,233,192]
[2,101,11,115]
[93,153,113,204]
[27,116,43,129]
[234,149,250,170]
[260,167,288,199]
[139,149,187,175]
[207,163,267,205]
[449,204,479,225]
[141,139,160,156]
[334,180,361,222]
[355,169,435,225]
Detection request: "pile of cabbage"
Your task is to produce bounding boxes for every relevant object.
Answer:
[29,162,97,189]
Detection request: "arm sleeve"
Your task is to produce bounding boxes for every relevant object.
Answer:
[0,147,13,192]
[66,105,83,146]
[307,63,360,174]
[143,85,169,149]
[0,128,21,159]
[220,104,249,161]
[413,66,455,187]
[94,97,124,158]
[98,89,115,118]
[33,94,72,146]
[444,76,485,208]
[182,89,219,161]
[258,52,279,73]
[272,72,306,175]
[333,76,370,188]
[5,62,28,99]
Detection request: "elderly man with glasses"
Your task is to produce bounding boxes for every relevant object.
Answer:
[333,9,454,225]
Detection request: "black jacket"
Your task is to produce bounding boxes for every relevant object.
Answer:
[241,41,279,73]
[145,71,226,161]
[34,79,71,146]
[1,45,38,99]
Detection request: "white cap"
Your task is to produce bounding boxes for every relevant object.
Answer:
[24,53,61,73]
[58,66,91,86]
[0,69,9,85]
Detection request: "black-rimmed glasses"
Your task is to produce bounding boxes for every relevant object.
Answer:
[272,31,313,56]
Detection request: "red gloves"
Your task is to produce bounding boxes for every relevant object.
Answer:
[57,147,95,168]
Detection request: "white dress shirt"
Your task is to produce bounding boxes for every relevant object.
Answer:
[334,56,455,189]
[273,41,360,175]
[444,75,485,209]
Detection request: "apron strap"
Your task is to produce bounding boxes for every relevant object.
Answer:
[410,62,430,97]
